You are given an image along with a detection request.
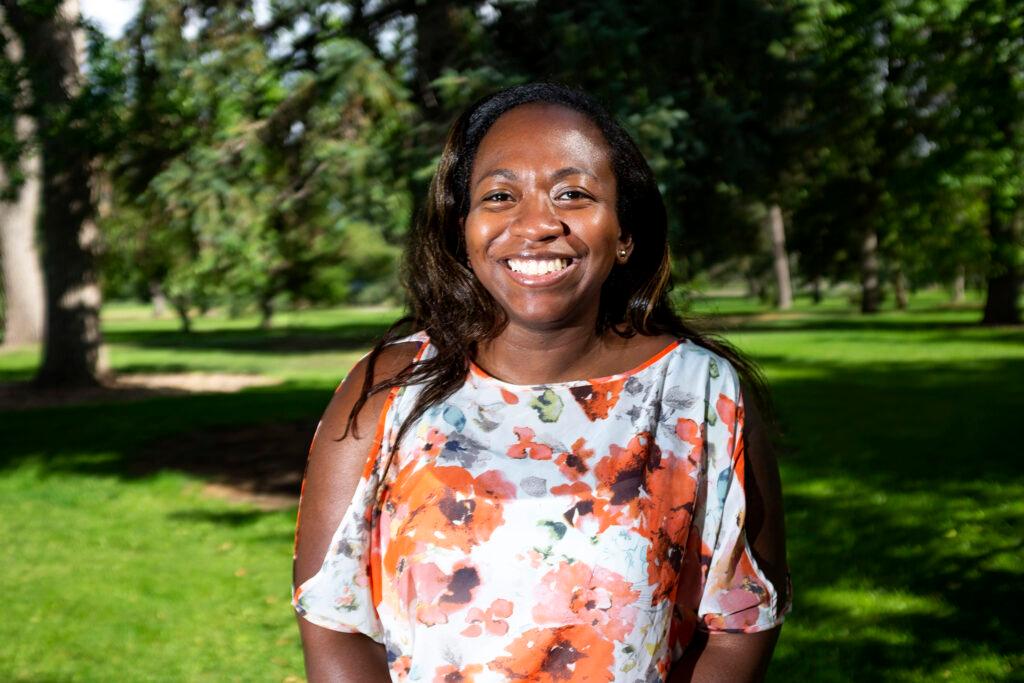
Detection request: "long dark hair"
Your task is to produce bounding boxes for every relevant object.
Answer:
[347,83,775,460]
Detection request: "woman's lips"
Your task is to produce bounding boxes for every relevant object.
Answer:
[500,257,578,286]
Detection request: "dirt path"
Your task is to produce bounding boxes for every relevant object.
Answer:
[134,418,315,511]
[0,372,281,411]
[3,372,306,511]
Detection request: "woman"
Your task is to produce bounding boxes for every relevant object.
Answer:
[293,83,790,682]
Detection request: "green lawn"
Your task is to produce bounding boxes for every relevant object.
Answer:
[1,293,1022,682]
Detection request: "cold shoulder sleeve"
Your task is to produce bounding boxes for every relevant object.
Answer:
[671,355,790,654]
[290,382,404,643]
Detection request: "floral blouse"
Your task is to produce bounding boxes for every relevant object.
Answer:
[293,334,789,682]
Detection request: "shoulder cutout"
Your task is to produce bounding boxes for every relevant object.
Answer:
[292,341,421,588]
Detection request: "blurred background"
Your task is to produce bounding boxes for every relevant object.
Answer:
[1,0,1021,681]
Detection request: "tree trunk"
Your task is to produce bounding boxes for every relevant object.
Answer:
[408,1,461,215]
[765,204,793,310]
[414,2,455,115]
[811,276,823,304]
[172,296,191,333]
[860,228,881,314]
[892,264,908,310]
[3,0,105,385]
[149,280,167,317]
[0,15,45,347]
[982,202,1021,325]
[0,154,44,346]
[952,265,966,304]
[259,295,274,330]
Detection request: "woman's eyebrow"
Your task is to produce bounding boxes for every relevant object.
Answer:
[474,168,517,187]
[475,166,597,188]
[550,166,596,182]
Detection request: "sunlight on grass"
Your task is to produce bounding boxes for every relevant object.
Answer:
[2,297,1022,682]
[0,461,303,682]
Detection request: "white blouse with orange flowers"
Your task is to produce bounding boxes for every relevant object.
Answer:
[294,333,789,682]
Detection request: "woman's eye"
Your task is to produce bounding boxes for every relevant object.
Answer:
[483,191,513,202]
[558,189,592,201]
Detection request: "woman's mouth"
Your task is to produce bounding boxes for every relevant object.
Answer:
[501,257,577,285]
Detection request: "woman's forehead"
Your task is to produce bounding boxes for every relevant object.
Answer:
[471,104,612,178]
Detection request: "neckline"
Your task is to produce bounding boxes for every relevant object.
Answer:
[467,338,682,389]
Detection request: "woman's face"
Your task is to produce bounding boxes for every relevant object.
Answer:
[464,104,630,331]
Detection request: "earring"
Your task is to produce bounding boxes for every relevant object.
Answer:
[618,248,628,261]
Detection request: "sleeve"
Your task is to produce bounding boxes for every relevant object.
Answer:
[671,356,790,653]
[290,382,404,643]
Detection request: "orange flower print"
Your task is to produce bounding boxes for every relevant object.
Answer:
[703,549,769,632]
[594,432,659,508]
[671,526,712,650]
[639,453,697,603]
[489,625,615,681]
[675,418,704,456]
[532,561,640,641]
[550,481,617,534]
[555,437,595,480]
[569,378,626,421]
[462,598,514,637]
[433,662,484,683]
[411,560,481,626]
[419,426,446,458]
[391,654,412,681]
[506,426,553,460]
[716,392,744,455]
[384,464,515,571]
[295,336,790,682]
[702,583,765,632]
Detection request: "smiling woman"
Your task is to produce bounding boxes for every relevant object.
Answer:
[464,105,627,338]
[292,83,791,683]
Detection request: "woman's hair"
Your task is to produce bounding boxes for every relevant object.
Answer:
[346,82,775,468]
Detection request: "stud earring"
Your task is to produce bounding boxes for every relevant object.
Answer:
[618,248,628,261]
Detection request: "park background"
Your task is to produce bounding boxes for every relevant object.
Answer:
[1,0,1022,681]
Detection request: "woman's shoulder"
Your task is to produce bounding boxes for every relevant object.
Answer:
[313,333,426,439]
[372,335,427,373]
[351,330,430,379]
[673,336,741,379]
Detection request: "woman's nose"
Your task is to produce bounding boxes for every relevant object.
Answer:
[510,194,567,241]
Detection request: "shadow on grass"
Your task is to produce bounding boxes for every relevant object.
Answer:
[168,509,272,526]
[2,356,1023,681]
[687,308,1024,341]
[100,307,1023,356]
[710,316,988,334]
[765,359,1024,681]
[772,481,1023,681]
[0,383,329,503]
[103,319,397,355]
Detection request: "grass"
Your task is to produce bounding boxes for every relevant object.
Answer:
[1,291,1022,682]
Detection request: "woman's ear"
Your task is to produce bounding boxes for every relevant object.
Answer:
[617,233,634,264]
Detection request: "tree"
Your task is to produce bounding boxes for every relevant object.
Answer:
[944,0,1023,325]
[765,204,794,309]
[0,8,44,346]
[1,0,107,385]
[104,1,414,329]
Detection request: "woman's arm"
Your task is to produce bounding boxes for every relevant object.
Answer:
[668,629,781,683]
[669,389,790,682]
[293,342,420,683]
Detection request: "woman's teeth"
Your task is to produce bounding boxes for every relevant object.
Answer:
[506,258,571,275]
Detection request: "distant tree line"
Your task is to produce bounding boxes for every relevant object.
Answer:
[1,0,1021,386]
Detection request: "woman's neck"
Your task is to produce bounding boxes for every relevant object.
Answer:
[473,323,624,385]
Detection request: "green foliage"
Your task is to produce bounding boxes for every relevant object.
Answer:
[100,3,413,325]
[7,0,1021,328]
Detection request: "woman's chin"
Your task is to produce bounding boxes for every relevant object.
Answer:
[500,304,598,333]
